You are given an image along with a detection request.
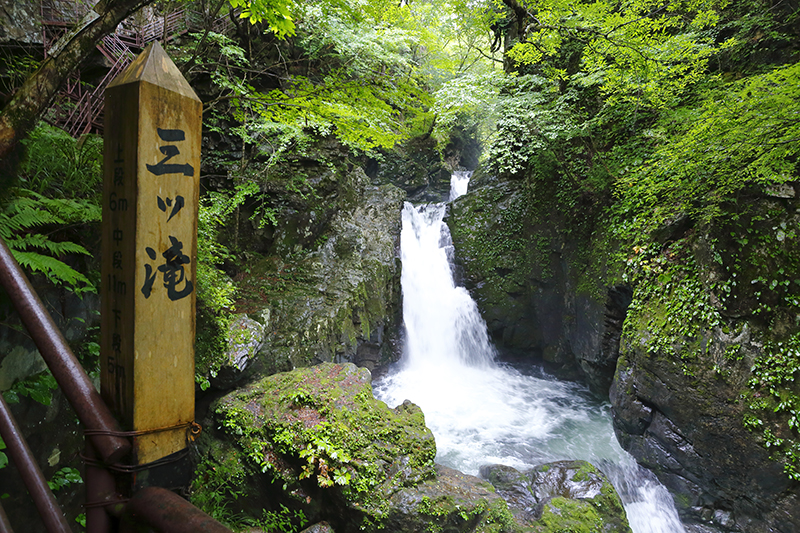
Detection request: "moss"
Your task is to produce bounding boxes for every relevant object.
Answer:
[570,462,596,483]
[213,363,437,526]
[534,497,603,533]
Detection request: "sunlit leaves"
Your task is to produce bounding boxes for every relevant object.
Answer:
[616,62,800,232]
[227,0,296,37]
[482,74,577,176]
[431,70,504,149]
[507,0,734,110]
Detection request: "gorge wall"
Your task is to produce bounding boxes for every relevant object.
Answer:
[447,168,800,532]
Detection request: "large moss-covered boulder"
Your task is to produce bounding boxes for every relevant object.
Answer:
[193,363,516,532]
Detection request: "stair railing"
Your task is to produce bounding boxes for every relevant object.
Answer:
[0,237,232,533]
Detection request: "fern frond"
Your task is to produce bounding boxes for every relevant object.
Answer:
[0,187,98,293]
[7,233,90,256]
[0,206,62,233]
[12,250,93,291]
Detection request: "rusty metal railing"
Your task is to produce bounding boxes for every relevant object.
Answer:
[0,393,71,533]
[0,237,232,533]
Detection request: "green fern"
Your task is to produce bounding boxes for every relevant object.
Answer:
[0,188,100,294]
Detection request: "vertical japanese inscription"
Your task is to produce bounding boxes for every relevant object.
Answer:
[101,41,201,466]
[101,94,136,423]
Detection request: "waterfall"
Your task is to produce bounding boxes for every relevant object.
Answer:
[373,172,686,533]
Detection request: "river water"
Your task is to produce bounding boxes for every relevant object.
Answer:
[373,172,686,533]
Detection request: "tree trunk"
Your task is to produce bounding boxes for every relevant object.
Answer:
[0,0,153,182]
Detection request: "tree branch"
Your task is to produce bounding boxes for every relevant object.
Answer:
[0,0,154,173]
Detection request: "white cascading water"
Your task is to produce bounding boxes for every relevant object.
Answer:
[373,171,686,533]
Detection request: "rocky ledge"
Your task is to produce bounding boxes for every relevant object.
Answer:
[192,363,633,533]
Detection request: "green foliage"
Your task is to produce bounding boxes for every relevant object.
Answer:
[227,0,296,37]
[0,123,102,294]
[0,51,39,97]
[622,240,725,375]
[0,189,99,293]
[507,0,735,111]
[250,505,308,533]
[194,10,428,166]
[747,333,800,481]
[190,446,253,528]
[47,466,83,492]
[431,71,503,150]
[2,371,59,406]
[195,195,238,390]
[0,438,7,470]
[615,63,800,238]
[483,74,576,177]
[297,431,352,488]
[19,124,103,201]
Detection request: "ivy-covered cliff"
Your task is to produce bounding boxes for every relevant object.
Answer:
[448,1,800,531]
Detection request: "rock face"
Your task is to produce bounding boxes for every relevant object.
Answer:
[0,2,42,46]
[447,167,800,531]
[446,174,627,393]
[208,315,265,389]
[254,176,405,374]
[368,136,452,202]
[194,363,516,532]
[612,336,800,532]
[219,166,405,378]
[610,201,800,532]
[609,195,799,531]
[480,461,631,533]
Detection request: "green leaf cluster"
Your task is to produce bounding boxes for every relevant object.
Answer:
[506,0,734,111]
[747,333,800,480]
[0,189,99,293]
[47,466,83,492]
[228,0,296,37]
[0,123,102,293]
[616,62,800,236]
[2,371,59,406]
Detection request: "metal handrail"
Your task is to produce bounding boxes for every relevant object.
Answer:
[0,239,129,463]
[0,237,233,532]
[0,501,12,533]
[0,394,71,533]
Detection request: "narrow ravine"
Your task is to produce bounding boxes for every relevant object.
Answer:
[373,172,687,533]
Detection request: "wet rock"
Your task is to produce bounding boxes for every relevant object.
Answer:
[300,522,335,533]
[479,464,538,521]
[386,465,514,533]
[611,229,800,533]
[197,363,514,532]
[480,461,631,532]
[369,136,451,202]
[237,173,405,374]
[447,177,627,393]
[0,1,42,45]
[209,315,265,390]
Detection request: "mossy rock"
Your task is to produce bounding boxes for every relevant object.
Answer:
[481,461,631,533]
[209,363,439,530]
[386,465,518,533]
[235,181,405,374]
[197,363,521,532]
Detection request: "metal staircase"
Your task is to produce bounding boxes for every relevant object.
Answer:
[41,0,236,137]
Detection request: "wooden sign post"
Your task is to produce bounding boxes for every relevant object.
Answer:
[100,41,201,469]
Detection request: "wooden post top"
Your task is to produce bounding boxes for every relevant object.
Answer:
[107,41,200,102]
